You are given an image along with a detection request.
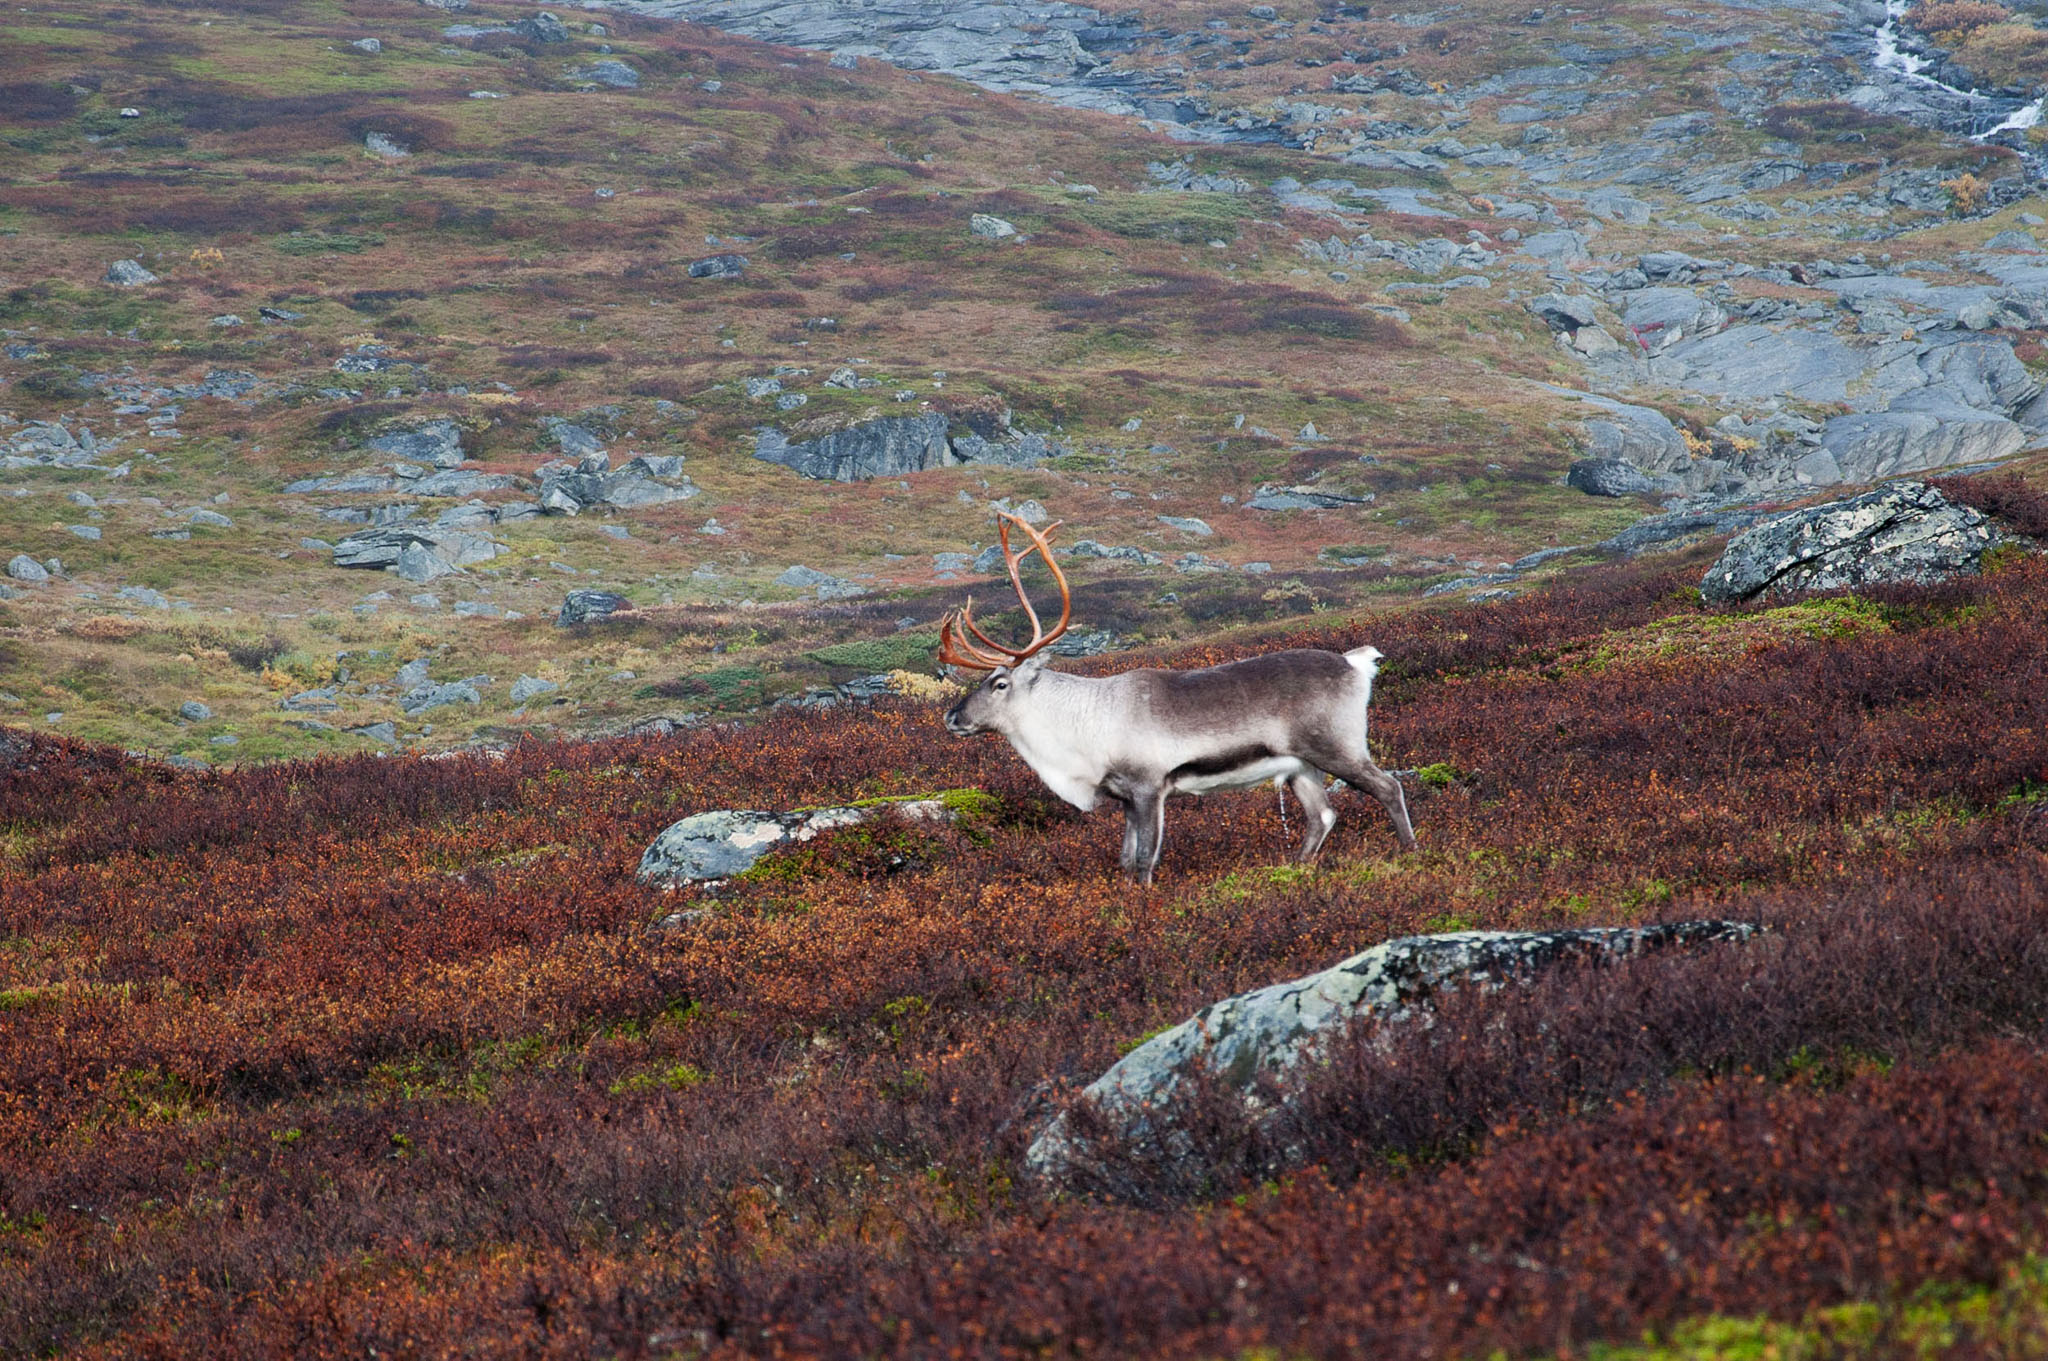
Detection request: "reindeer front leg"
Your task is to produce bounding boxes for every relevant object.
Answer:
[1115,796,1143,872]
[1129,785,1168,885]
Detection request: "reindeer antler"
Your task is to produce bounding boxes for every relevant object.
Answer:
[936,512,1073,672]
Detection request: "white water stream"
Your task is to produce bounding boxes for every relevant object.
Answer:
[1872,0,2046,141]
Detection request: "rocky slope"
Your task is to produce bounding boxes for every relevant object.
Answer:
[0,0,2043,763]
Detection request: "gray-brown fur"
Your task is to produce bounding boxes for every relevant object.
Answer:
[944,645,1416,883]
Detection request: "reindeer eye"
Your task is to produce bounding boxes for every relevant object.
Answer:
[992,679,1009,691]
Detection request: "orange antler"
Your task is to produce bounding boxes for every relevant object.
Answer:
[936,512,1073,672]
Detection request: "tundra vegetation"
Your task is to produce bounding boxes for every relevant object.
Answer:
[5,502,2048,1354]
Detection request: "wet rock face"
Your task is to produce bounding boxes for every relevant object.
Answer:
[1026,922,1758,1183]
[1700,481,2004,602]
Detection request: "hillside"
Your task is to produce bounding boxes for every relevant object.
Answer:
[4,0,2048,1355]
[0,0,2042,758]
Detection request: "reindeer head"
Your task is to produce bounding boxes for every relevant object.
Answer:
[938,512,1071,737]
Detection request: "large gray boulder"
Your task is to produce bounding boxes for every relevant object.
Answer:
[366,420,466,468]
[754,415,952,481]
[1700,481,2003,602]
[1527,292,1599,333]
[1567,457,1658,497]
[6,554,49,583]
[332,526,504,573]
[558,589,632,626]
[1026,922,1756,1182]
[639,798,956,884]
[512,10,569,41]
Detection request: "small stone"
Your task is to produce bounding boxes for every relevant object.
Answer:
[687,253,748,279]
[67,525,101,541]
[187,508,234,528]
[5,554,48,583]
[513,10,570,42]
[364,131,410,159]
[352,37,383,53]
[970,213,1018,239]
[105,259,158,287]
[558,589,632,626]
[510,674,560,703]
[586,59,639,88]
[179,700,212,722]
[1158,515,1214,537]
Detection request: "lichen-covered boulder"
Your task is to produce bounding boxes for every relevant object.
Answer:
[638,796,967,884]
[1025,921,1755,1182]
[1700,481,2003,602]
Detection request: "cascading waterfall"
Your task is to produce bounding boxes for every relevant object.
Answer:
[1873,0,1947,85]
[1871,0,2046,144]
[1978,96,2045,141]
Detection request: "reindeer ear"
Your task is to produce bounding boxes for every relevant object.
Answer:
[1013,652,1052,677]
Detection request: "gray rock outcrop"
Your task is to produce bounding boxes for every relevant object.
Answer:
[753,411,1062,482]
[1700,481,2006,602]
[366,421,466,468]
[638,797,958,884]
[558,589,632,625]
[400,680,483,715]
[331,526,506,579]
[1567,458,1659,497]
[1026,922,1757,1182]
[105,259,158,287]
[776,565,867,599]
[536,454,697,513]
[513,10,569,41]
[754,414,950,481]
[687,253,748,279]
[1245,485,1373,511]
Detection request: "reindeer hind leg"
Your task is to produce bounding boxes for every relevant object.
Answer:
[1287,772,1339,862]
[1328,758,1418,853]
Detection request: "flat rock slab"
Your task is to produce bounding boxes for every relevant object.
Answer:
[1026,921,1756,1182]
[1701,480,2003,602]
[638,798,957,883]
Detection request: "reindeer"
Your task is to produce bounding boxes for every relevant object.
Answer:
[938,513,1417,883]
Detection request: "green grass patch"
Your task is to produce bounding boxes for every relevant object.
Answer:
[607,1063,710,1097]
[1574,1254,2048,1360]
[808,632,938,672]
[273,231,386,256]
[1071,191,1254,243]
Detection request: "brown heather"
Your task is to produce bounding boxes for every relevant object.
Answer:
[0,543,2045,1357]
